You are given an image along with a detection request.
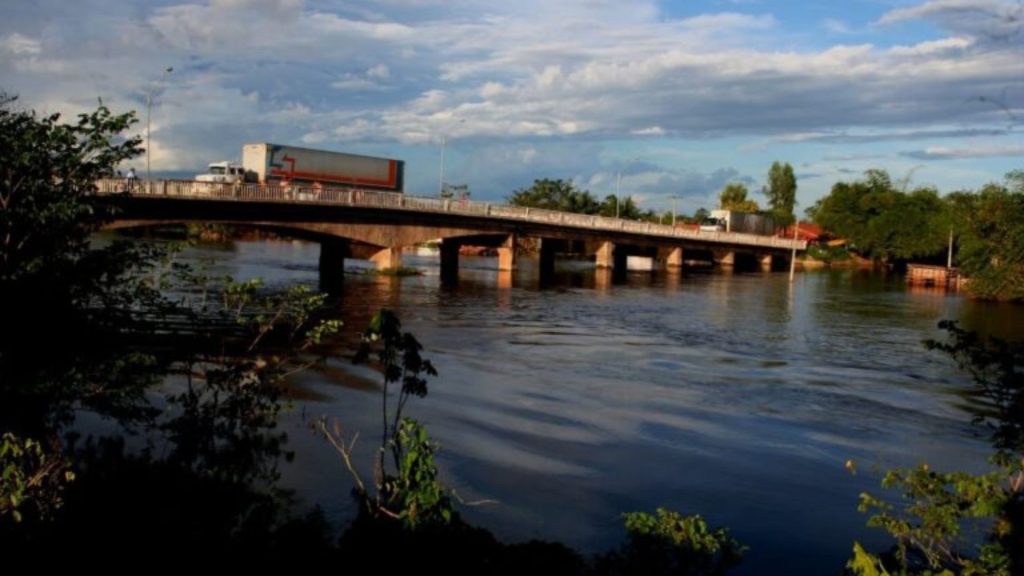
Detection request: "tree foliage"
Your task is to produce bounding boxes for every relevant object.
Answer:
[507,178,660,221]
[808,169,948,262]
[949,172,1024,301]
[764,161,797,228]
[508,179,602,214]
[0,94,342,548]
[0,93,140,283]
[718,183,759,213]
[850,322,1024,576]
[595,508,746,576]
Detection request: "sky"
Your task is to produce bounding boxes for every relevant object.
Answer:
[2,0,1022,215]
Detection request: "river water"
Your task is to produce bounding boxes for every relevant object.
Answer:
[179,237,1021,574]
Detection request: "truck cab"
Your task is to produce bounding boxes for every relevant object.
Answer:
[196,161,250,183]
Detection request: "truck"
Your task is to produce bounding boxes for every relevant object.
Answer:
[194,143,405,192]
[195,161,253,184]
[242,143,404,192]
[710,210,776,235]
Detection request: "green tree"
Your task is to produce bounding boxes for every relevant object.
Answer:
[0,94,341,545]
[808,170,948,262]
[763,161,797,228]
[718,183,759,213]
[950,172,1024,301]
[849,321,1023,576]
[507,178,601,214]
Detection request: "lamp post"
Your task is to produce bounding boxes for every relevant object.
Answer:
[668,194,678,226]
[146,66,174,183]
[438,119,465,197]
[615,171,621,218]
[439,134,446,196]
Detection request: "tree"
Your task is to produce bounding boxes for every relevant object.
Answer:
[808,169,948,262]
[763,161,797,228]
[951,171,1024,301]
[849,321,1024,575]
[0,94,140,284]
[507,179,600,214]
[718,183,759,213]
[0,94,341,541]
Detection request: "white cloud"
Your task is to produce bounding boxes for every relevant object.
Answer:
[3,32,41,55]
[367,64,390,79]
[904,143,1024,159]
[632,126,666,136]
[878,0,1023,39]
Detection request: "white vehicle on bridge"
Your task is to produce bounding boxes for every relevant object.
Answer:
[699,217,726,232]
[195,161,252,184]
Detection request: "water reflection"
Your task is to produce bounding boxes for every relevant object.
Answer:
[174,238,1018,575]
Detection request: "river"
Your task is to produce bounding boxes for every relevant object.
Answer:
[175,237,1021,575]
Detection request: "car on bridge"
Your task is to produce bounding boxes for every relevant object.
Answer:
[699,217,726,232]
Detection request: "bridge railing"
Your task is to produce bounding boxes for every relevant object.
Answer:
[96,178,806,250]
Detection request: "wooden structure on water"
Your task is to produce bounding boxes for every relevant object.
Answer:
[906,264,967,291]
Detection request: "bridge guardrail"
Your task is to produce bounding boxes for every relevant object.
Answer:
[96,178,807,251]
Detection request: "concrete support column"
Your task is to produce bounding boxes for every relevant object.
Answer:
[759,253,773,271]
[370,247,402,271]
[497,234,517,271]
[595,241,616,269]
[666,247,683,268]
[318,238,347,295]
[440,240,460,285]
[714,249,735,267]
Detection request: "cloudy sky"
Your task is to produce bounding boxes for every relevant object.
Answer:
[2,0,1021,214]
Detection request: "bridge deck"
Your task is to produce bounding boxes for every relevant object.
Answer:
[96,179,806,251]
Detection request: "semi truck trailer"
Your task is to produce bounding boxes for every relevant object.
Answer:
[242,143,404,192]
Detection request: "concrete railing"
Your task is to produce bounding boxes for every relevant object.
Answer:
[96,178,807,251]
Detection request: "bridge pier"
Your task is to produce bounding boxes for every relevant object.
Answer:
[713,249,735,267]
[497,234,517,271]
[595,241,615,269]
[371,247,403,271]
[658,246,683,269]
[319,238,348,295]
[759,253,773,271]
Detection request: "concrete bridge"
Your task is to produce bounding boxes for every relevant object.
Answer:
[96,179,806,291]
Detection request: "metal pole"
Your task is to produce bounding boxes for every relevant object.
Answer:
[146,92,153,182]
[947,226,954,269]
[669,195,678,226]
[789,221,799,282]
[146,67,173,183]
[615,171,621,218]
[439,134,446,196]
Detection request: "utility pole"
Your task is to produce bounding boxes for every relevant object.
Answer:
[146,67,174,184]
[789,221,799,282]
[947,227,954,270]
[615,171,621,218]
[439,134,446,197]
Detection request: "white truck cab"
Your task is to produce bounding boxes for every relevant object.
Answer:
[196,161,248,183]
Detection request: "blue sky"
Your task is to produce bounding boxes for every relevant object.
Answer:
[2,0,1021,216]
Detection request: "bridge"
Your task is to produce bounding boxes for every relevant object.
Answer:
[96,179,806,291]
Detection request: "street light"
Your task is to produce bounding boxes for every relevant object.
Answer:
[439,133,447,196]
[615,171,621,218]
[438,119,465,197]
[668,194,679,226]
[146,66,174,183]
